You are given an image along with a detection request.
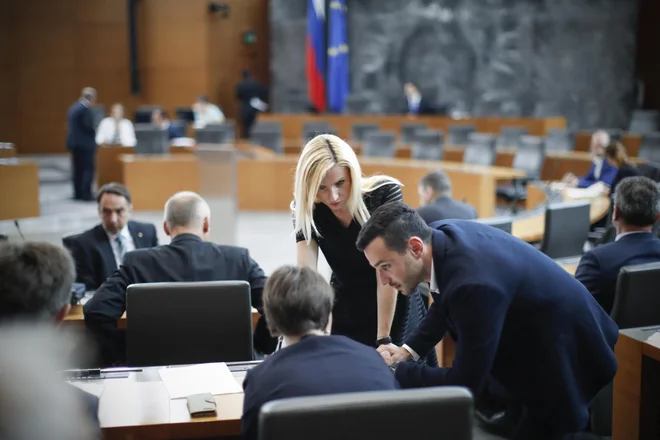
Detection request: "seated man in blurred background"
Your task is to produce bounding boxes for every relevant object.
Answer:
[416,170,477,224]
[563,130,617,189]
[0,240,99,429]
[241,265,399,440]
[95,103,136,147]
[63,183,158,291]
[84,191,271,366]
[402,82,436,116]
[151,109,186,139]
[192,95,225,128]
[576,176,660,313]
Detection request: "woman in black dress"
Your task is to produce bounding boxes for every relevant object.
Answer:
[292,134,431,355]
[604,141,640,195]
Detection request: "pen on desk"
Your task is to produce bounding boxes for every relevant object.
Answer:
[101,367,143,374]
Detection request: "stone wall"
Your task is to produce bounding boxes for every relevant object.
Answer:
[269,0,638,129]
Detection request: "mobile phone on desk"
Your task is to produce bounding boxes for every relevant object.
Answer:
[187,393,217,418]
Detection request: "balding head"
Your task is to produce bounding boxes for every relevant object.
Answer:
[80,87,97,104]
[163,192,211,239]
[590,130,610,157]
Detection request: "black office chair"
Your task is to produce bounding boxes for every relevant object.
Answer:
[411,130,444,161]
[250,122,283,153]
[362,131,396,158]
[134,124,169,154]
[463,133,497,166]
[259,387,474,440]
[496,126,528,150]
[302,122,335,141]
[134,105,163,124]
[175,107,195,124]
[195,123,235,144]
[638,132,660,164]
[344,95,371,114]
[590,261,660,436]
[475,217,513,234]
[350,123,379,143]
[496,136,546,213]
[90,104,106,129]
[400,123,427,143]
[545,128,575,151]
[539,201,591,260]
[126,281,254,367]
[448,124,476,145]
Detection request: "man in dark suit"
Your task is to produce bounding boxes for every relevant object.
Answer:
[84,191,269,365]
[563,130,618,189]
[151,109,186,139]
[67,87,98,201]
[416,170,477,224]
[402,82,436,115]
[356,202,618,440]
[236,70,268,138]
[242,265,399,440]
[63,183,158,291]
[0,241,100,432]
[576,176,660,314]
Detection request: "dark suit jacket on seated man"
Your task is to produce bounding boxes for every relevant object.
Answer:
[84,191,268,366]
[63,183,158,291]
[241,266,399,440]
[576,176,660,313]
[416,170,477,224]
[357,202,618,440]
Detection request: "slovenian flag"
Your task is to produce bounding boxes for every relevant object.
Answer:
[327,0,349,113]
[306,0,327,112]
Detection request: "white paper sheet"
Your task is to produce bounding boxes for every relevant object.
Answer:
[158,363,243,399]
[565,182,607,199]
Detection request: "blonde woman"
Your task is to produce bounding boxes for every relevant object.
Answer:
[293,134,430,351]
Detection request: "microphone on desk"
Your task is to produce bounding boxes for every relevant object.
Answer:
[14,220,25,241]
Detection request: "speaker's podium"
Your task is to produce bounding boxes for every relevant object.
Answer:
[96,145,135,187]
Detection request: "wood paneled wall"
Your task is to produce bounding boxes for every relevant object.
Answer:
[0,0,269,154]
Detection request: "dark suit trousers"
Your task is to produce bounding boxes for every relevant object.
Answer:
[71,148,96,200]
[241,110,257,138]
[513,409,576,440]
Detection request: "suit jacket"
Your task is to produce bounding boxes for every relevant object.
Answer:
[575,232,660,314]
[403,97,436,115]
[242,335,399,440]
[63,221,159,291]
[83,233,268,365]
[236,78,268,118]
[416,196,477,225]
[396,220,618,432]
[167,121,186,139]
[578,159,618,188]
[610,163,640,195]
[66,100,97,150]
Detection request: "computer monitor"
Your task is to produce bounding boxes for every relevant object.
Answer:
[134,124,169,155]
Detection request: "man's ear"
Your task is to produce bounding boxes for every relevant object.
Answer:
[612,205,620,222]
[408,237,424,259]
[54,304,71,325]
[127,203,134,215]
[203,217,210,234]
[163,221,171,236]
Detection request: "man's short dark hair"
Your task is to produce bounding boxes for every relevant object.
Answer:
[263,265,334,337]
[614,176,660,226]
[420,170,452,195]
[96,182,131,204]
[198,95,209,103]
[0,242,75,321]
[356,202,433,253]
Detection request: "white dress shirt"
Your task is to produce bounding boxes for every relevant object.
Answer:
[407,93,421,113]
[593,157,604,180]
[95,117,137,147]
[105,226,136,268]
[402,260,437,361]
[193,104,225,128]
[615,231,648,242]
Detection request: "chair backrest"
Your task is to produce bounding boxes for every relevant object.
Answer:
[344,95,371,114]
[134,124,169,155]
[175,107,195,123]
[638,132,660,163]
[448,124,476,145]
[545,128,575,151]
[512,135,546,178]
[302,122,335,141]
[629,110,659,133]
[362,131,396,158]
[351,123,379,142]
[250,122,283,153]
[539,201,591,259]
[463,133,496,166]
[400,123,427,143]
[259,387,473,440]
[134,105,163,124]
[195,123,235,144]
[126,281,254,367]
[611,262,660,329]
[497,126,529,149]
[475,217,512,234]
[411,130,444,161]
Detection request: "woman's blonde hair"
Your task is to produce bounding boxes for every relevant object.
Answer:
[292,134,401,242]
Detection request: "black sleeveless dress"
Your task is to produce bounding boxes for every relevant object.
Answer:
[295,183,435,365]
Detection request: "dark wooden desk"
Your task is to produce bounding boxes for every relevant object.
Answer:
[613,327,660,440]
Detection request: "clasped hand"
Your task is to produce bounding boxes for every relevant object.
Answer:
[376,343,411,366]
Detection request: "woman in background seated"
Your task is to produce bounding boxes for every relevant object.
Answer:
[605,141,640,195]
[241,265,399,440]
[95,103,136,147]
